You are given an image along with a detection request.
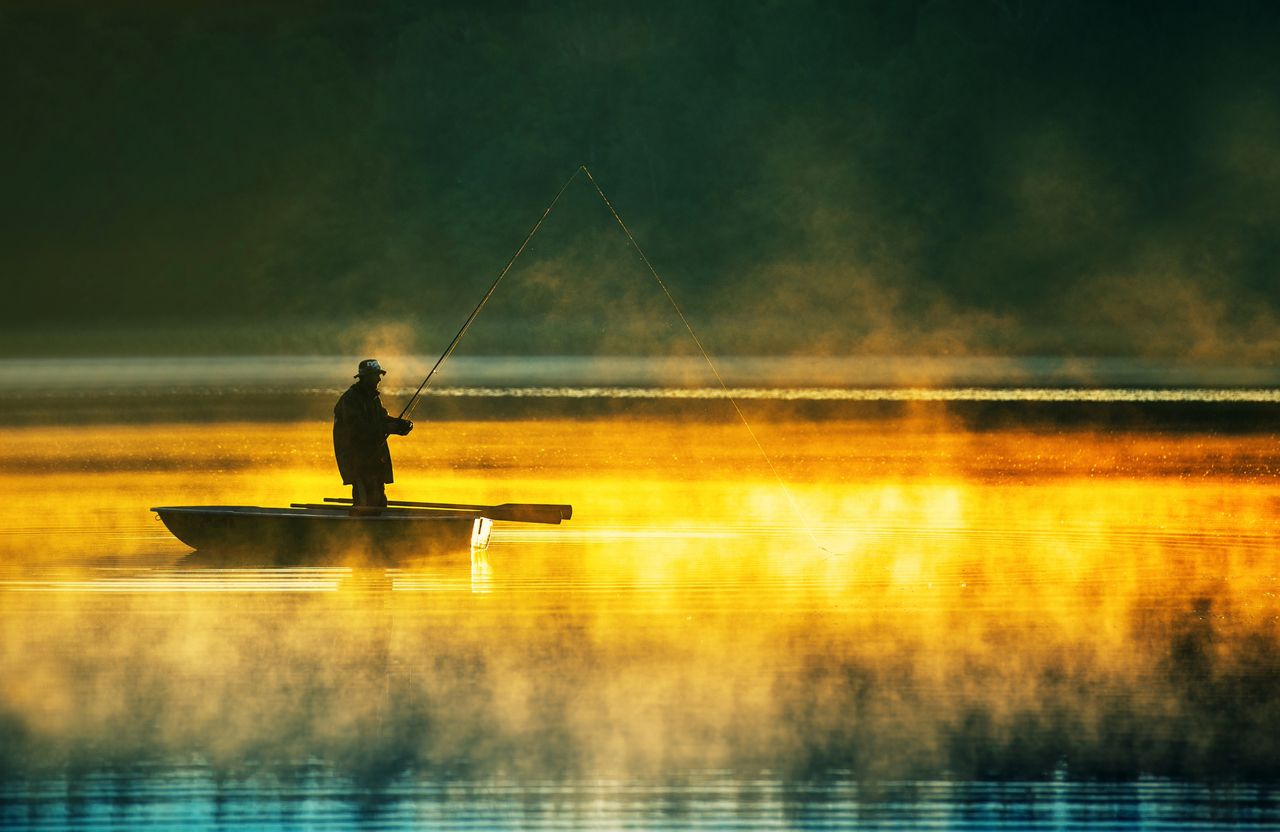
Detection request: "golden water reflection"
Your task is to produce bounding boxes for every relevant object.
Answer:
[0,419,1277,784]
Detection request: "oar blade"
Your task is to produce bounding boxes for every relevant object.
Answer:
[487,504,569,525]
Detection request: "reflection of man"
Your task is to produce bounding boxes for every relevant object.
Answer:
[333,359,413,507]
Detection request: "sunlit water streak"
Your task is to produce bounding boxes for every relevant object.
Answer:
[0,568,350,593]
[413,386,1280,403]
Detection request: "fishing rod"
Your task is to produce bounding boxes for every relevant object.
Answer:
[397,166,585,421]
[396,164,832,554]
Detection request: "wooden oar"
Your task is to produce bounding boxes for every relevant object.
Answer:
[323,497,571,525]
[291,503,481,517]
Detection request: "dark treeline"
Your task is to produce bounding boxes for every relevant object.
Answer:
[2,1,1279,358]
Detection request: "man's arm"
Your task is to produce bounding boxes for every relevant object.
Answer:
[373,398,413,436]
[384,414,414,436]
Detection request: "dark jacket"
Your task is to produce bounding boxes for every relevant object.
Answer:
[333,382,408,485]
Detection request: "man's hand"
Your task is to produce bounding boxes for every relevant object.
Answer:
[391,418,414,436]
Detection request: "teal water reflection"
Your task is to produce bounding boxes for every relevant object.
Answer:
[5,768,1278,830]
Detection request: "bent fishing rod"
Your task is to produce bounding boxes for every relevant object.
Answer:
[394,164,833,554]
[396,166,585,421]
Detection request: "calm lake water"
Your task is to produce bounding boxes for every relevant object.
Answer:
[1,393,1278,829]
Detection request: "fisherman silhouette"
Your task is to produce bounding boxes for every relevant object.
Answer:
[333,359,413,508]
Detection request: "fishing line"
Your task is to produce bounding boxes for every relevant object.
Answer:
[399,166,584,420]
[580,166,835,556]
[401,164,836,555]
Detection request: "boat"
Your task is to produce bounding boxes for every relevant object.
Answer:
[152,504,489,559]
[152,499,570,560]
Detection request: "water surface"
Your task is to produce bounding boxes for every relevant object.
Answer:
[1,413,1277,829]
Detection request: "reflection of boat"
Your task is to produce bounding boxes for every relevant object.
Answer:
[151,505,493,557]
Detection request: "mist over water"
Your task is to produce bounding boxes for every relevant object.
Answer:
[4,354,1278,395]
[2,390,1278,829]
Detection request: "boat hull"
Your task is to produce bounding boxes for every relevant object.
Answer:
[152,505,490,558]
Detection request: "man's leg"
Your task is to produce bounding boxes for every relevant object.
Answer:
[353,476,387,508]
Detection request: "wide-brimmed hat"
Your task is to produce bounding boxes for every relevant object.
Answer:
[355,358,386,378]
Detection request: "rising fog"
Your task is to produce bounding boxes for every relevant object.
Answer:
[2,2,1278,361]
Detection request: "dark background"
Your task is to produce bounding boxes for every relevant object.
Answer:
[3,0,1278,359]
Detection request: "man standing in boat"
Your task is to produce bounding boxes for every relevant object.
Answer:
[333,359,414,508]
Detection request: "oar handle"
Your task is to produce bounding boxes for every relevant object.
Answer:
[324,497,572,524]
[291,502,481,516]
